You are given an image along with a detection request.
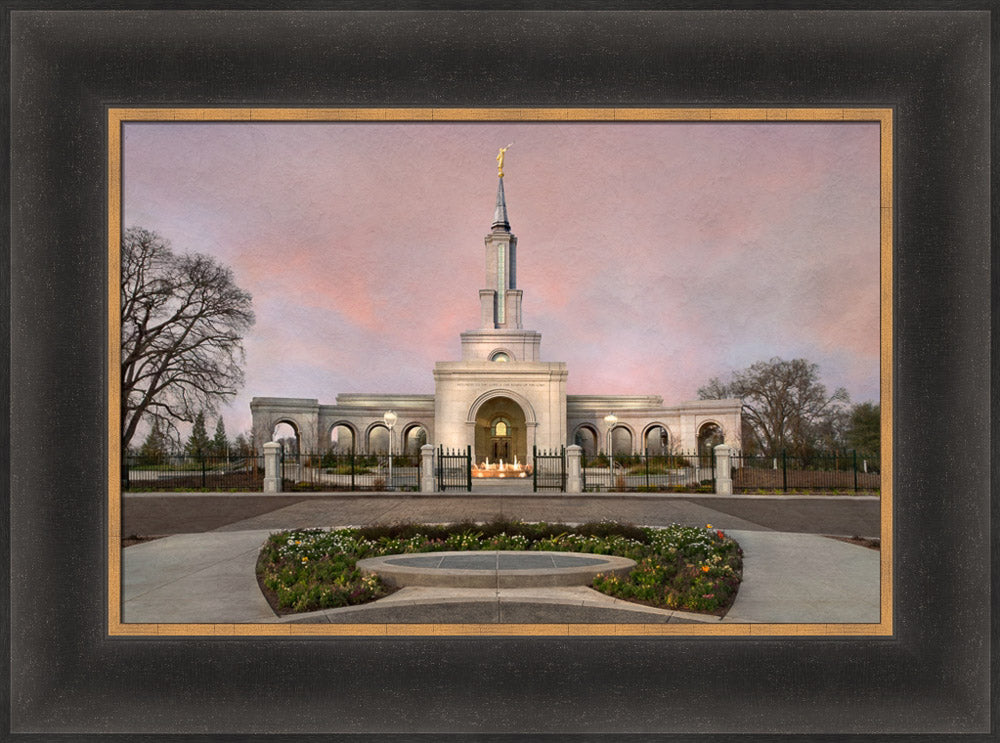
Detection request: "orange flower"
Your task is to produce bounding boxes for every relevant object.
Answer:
[701,565,710,573]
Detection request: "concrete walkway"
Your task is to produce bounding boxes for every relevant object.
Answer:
[121,526,881,625]
[123,529,277,623]
[720,530,880,623]
[281,586,711,624]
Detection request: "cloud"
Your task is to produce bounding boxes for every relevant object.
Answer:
[123,121,881,437]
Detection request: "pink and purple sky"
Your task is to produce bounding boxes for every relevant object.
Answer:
[122,121,881,439]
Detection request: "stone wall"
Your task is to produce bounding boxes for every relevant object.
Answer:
[251,395,434,454]
[250,392,741,458]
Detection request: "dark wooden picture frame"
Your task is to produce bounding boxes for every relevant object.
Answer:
[6,6,994,738]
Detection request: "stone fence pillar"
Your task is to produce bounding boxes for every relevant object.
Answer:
[420,444,435,492]
[714,444,732,496]
[566,444,583,493]
[263,441,282,493]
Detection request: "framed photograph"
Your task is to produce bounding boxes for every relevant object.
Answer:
[109,107,891,639]
[7,6,993,739]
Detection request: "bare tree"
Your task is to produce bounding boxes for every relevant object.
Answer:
[698,358,849,457]
[120,227,254,454]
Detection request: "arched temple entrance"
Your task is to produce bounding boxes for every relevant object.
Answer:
[474,396,528,466]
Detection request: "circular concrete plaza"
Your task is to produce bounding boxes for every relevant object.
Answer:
[120,493,883,625]
[357,550,636,588]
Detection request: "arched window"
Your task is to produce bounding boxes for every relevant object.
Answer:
[368,424,389,454]
[329,424,355,454]
[610,426,632,456]
[491,418,510,437]
[644,425,669,455]
[272,421,299,455]
[574,425,599,458]
[490,351,510,363]
[403,426,427,456]
[697,422,724,458]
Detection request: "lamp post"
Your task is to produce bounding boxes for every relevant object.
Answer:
[383,410,397,490]
[604,414,617,490]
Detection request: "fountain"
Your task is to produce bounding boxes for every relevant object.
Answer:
[472,454,532,478]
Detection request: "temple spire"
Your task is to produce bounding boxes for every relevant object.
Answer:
[481,148,519,329]
[492,144,512,231]
[492,176,510,231]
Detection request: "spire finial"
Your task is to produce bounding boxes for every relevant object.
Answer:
[496,143,513,178]
[492,144,513,230]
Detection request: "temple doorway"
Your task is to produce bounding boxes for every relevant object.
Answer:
[474,396,527,466]
[490,418,512,461]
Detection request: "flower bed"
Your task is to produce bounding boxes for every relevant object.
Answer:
[257,519,742,616]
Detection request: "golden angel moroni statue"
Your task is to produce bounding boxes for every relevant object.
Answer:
[496,143,513,177]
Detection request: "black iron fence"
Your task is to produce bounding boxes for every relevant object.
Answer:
[533,446,566,491]
[122,453,264,491]
[279,451,421,491]
[732,449,880,492]
[581,450,716,492]
[122,447,879,494]
[122,451,422,492]
[438,445,472,491]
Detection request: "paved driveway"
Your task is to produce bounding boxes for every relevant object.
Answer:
[123,492,881,538]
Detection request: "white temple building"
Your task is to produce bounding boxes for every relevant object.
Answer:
[251,158,741,465]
